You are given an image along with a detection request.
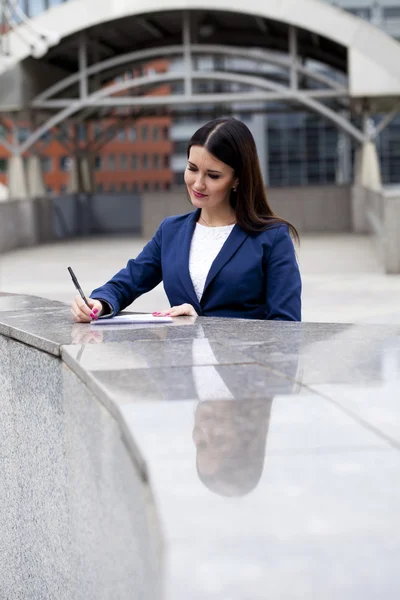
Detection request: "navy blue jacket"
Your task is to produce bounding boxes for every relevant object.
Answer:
[91,209,302,320]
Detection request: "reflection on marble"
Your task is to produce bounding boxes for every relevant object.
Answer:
[0,334,162,600]
[232,322,400,386]
[312,382,400,448]
[3,292,400,599]
[63,339,255,371]
[121,394,400,600]
[90,363,300,403]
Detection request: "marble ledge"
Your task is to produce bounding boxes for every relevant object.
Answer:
[2,292,400,408]
[3,293,400,599]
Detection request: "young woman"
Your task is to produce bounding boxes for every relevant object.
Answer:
[71,117,301,322]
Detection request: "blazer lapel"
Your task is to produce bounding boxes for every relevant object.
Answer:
[175,209,202,310]
[202,225,249,298]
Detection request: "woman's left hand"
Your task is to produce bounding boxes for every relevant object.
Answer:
[153,303,198,317]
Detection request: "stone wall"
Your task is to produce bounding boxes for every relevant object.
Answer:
[356,185,400,274]
[0,333,163,600]
[0,197,54,254]
[141,184,352,238]
[1,185,352,256]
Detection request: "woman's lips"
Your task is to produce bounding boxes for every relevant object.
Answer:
[193,190,208,199]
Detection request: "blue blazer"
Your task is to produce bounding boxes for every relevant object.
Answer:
[91,208,302,321]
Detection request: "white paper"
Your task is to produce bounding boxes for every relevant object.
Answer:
[91,313,173,325]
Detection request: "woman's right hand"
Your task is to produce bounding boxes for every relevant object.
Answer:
[71,296,103,323]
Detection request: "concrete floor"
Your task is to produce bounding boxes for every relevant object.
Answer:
[1,233,400,324]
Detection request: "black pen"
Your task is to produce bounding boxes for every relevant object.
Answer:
[67,266,91,308]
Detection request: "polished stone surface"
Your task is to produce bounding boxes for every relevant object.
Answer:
[2,292,400,599]
[121,396,400,599]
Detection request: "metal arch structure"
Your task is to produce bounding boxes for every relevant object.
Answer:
[2,0,400,96]
[17,37,367,154]
[1,0,400,154]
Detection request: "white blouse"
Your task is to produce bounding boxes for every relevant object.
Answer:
[189,222,235,301]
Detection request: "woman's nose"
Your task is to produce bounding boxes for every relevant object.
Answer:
[195,174,206,189]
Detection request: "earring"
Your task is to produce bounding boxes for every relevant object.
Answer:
[232,187,237,192]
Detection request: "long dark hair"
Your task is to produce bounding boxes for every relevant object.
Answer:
[187,117,299,243]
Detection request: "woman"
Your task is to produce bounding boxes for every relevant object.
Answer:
[71,117,301,322]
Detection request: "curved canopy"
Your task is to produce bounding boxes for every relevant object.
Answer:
[3,0,400,97]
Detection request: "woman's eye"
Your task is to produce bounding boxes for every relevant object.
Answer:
[208,174,220,180]
[187,167,196,172]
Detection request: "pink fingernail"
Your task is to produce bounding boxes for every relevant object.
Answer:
[90,313,95,319]
[93,309,98,314]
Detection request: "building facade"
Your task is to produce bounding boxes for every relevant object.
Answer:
[1,1,400,191]
[0,58,173,194]
[171,0,400,188]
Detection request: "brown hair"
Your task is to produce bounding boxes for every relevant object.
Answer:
[187,117,299,242]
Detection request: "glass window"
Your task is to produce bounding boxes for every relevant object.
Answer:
[96,183,104,192]
[120,154,127,170]
[174,172,185,185]
[41,157,53,173]
[77,124,86,141]
[93,123,102,139]
[141,125,149,140]
[142,154,149,169]
[0,158,7,173]
[163,126,169,140]
[143,182,150,191]
[58,125,68,142]
[164,181,171,190]
[108,154,115,171]
[121,183,128,192]
[129,127,137,141]
[94,155,102,170]
[346,7,371,20]
[60,184,67,193]
[46,185,53,194]
[117,127,126,141]
[0,125,6,138]
[173,140,189,154]
[59,156,70,171]
[132,182,139,193]
[40,131,52,142]
[131,155,138,170]
[383,6,400,19]
[109,183,116,192]
[164,155,170,168]
[27,0,46,18]
[17,127,30,143]
[153,127,160,141]
[154,182,160,191]
[153,155,160,169]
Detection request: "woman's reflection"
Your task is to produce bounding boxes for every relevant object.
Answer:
[191,323,302,496]
[193,398,273,497]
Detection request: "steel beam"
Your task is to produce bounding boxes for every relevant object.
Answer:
[78,32,88,100]
[21,67,363,153]
[182,12,193,97]
[32,43,347,107]
[289,26,299,90]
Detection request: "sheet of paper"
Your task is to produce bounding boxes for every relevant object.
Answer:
[91,313,173,325]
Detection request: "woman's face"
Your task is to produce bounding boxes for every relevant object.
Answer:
[184,145,238,211]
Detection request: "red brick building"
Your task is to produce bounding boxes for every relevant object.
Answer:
[0,60,173,195]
